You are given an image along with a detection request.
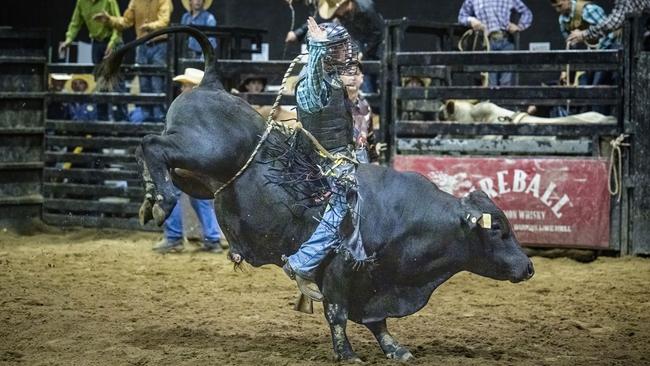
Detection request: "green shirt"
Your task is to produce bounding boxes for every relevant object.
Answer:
[65,0,122,49]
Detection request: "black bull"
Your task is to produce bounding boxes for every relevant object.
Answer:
[97,26,534,362]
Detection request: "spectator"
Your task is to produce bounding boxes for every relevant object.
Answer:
[238,75,267,93]
[153,67,223,254]
[60,0,125,121]
[286,0,384,92]
[340,62,379,163]
[458,0,533,86]
[551,0,621,50]
[65,74,98,122]
[180,0,218,59]
[59,0,123,62]
[94,0,173,122]
[47,74,72,120]
[551,0,621,115]
[567,0,650,46]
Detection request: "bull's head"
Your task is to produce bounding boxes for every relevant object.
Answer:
[460,191,534,283]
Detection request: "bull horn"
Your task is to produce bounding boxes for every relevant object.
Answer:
[293,293,313,314]
[478,213,492,229]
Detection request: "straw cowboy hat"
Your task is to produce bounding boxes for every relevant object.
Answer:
[181,0,213,11]
[318,0,350,20]
[173,68,204,86]
[64,74,96,93]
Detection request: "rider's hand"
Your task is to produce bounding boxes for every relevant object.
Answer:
[307,17,327,42]
[285,31,298,43]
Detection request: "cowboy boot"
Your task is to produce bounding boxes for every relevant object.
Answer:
[282,262,324,302]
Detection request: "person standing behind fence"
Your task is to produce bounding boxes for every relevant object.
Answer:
[458,0,533,87]
[94,0,172,123]
[180,0,218,59]
[567,0,650,46]
[152,68,223,254]
[551,0,621,115]
[59,0,122,63]
[60,0,124,122]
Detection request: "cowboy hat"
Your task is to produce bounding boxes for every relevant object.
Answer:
[318,0,350,20]
[50,73,72,81]
[401,76,432,88]
[64,74,96,94]
[181,0,213,11]
[238,74,267,93]
[173,68,205,86]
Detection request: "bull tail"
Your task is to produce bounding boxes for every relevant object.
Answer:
[95,25,222,91]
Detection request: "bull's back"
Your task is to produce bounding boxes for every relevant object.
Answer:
[356,164,459,253]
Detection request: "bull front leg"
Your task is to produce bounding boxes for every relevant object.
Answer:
[323,302,362,363]
[365,319,414,362]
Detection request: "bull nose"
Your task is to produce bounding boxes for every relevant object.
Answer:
[526,260,535,279]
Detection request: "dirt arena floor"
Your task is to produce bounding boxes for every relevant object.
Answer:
[0,228,649,366]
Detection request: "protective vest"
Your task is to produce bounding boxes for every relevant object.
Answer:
[297,79,354,152]
[568,0,592,31]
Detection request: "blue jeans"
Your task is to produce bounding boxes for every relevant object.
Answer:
[136,42,167,122]
[164,190,221,243]
[287,161,355,279]
[488,37,515,86]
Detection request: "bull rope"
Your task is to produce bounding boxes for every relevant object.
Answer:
[213,53,305,197]
[608,134,629,202]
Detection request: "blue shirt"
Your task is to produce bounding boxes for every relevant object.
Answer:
[559,1,619,49]
[458,0,533,33]
[68,103,98,121]
[181,10,217,54]
[296,39,343,114]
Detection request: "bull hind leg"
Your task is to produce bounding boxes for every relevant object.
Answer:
[323,303,362,363]
[135,146,155,225]
[365,319,414,361]
[139,134,183,226]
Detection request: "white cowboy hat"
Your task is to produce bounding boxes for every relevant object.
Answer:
[318,0,350,20]
[50,73,72,81]
[181,0,213,11]
[173,68,205,86]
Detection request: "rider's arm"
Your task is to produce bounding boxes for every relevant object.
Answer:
[296,39,330,114]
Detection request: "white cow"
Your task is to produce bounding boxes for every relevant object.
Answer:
[440,100,616,124]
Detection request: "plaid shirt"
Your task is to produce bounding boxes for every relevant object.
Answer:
[585,0,650,40]
[296,40,341,114]
[458,0,533,34]
[559,1,619,49]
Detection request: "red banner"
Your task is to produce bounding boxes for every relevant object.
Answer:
[393,156,611,248]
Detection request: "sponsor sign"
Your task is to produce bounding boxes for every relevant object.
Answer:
[393,156,611,248]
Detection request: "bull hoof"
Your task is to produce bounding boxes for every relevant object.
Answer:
[387,347,414,362]
[152,203,167,227]
[335,353,364,364]
[139,199,154,226]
